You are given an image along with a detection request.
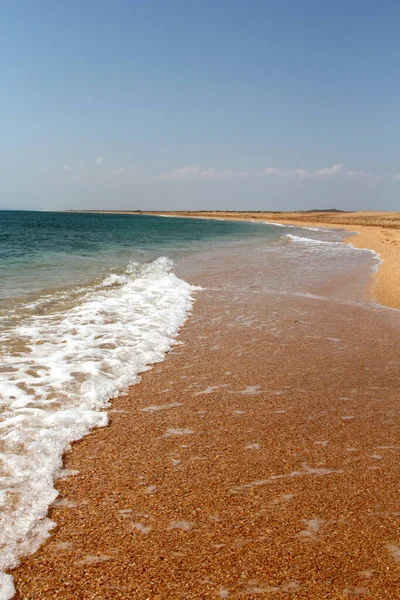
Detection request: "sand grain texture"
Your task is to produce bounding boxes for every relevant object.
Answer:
[11,219,400,599]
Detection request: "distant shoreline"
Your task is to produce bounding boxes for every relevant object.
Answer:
[62,209,400,229]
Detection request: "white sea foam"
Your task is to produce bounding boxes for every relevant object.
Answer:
[0,256,196,596]
[101,273,130,286]
[263,221,325,231]
[284,233,383,267]
[284,233,344,246]
[0,575,15,600]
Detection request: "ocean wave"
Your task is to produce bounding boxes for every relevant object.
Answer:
[0,256,196,596]
[283,233,382,276]
[263,221,326,232]
[284,233,344,246]
[100,273,131,286]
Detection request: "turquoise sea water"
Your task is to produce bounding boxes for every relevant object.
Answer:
[0,211,278,301]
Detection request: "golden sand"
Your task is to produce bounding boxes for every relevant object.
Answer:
[11,212,400,599]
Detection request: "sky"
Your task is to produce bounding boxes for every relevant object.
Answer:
[1,0,399,211]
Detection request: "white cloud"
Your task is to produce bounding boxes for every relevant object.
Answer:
[314,164,344,177]
[290,169,309,178]
[263,164,346,179]
[263,167,286,177]
[159,166,233,181]
[393,174,400,181]
[346,170,367,177]
[110,167,129,177]
[262,167,307,178]
[200,168,218,179]
[260,164,377,181]
[159,167,201,181]
[200,168,233,179]
[159,164,373,182]
[57,162,387,186]
[109,167,140,179]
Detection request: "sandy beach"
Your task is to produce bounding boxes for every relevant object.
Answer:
[3,0,399,595]
[11,214,400,599]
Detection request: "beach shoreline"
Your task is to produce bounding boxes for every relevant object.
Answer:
[140,211,400,310]
[63,209,400,309]
[10,216,400,599]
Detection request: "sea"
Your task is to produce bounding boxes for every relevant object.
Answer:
[0,211,380,598]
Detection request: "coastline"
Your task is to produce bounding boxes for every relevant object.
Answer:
[57,208,400,310]
[143,212,400,310]
[10,218,400,598]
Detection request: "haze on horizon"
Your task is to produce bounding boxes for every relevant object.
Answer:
[1,1,399,212]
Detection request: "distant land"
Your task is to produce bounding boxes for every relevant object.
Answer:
[64,210,400,230]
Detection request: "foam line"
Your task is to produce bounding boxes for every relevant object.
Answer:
[0,257,196,596]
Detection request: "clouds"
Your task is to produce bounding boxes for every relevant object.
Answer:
[55,159,396,188]
[159,167,201,181]
[158,167,233,181]
[262,163,368,180]
[31,156,400,211]
[58,159,141,184]
[109,167,140,179]
[159,163,375,182]
[315,164,344,177]
[110,167,129,177]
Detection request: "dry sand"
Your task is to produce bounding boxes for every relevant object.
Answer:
[11,213,400,599]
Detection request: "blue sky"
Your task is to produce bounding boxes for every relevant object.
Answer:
[1,0,399,210]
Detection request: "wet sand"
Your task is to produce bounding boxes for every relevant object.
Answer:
[11,223,400,599]
[66,210,400,309]
[143,211,400,311]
